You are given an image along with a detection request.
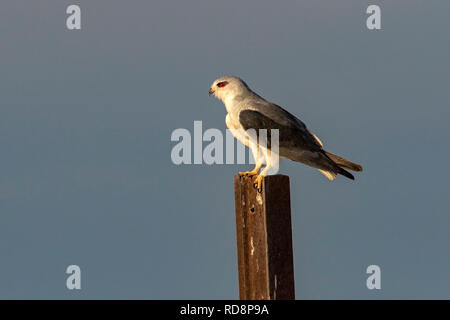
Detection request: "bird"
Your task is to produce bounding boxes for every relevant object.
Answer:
[208,76,363,190]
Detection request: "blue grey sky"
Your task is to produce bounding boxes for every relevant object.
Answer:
[0,0,449,299]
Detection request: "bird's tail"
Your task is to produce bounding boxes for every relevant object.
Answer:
[318,151,362,181]
[318,167,355,181]
[324,151,363,172]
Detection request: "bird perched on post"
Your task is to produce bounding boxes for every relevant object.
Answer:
[208,76,363,190]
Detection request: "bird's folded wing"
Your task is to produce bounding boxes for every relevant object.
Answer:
[238,108,322,151]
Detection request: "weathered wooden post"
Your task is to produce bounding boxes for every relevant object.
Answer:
[234,174,295,300]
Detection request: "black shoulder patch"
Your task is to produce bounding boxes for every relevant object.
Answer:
[238,109,321,151]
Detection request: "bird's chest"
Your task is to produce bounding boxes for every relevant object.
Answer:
[225,113,241,130]
[225,113,249,146]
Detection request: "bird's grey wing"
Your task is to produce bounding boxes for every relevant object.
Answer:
[238,103,355,179]
[238,106,322,151]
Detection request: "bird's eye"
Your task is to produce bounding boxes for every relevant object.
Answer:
[217,81,228,88]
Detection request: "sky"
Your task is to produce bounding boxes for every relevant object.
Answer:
[0,0,449,299]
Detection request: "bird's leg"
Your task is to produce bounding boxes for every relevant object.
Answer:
[239,141,262,176]
[253,148,272,192]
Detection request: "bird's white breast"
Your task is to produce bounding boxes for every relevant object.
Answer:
[225,113,249,147]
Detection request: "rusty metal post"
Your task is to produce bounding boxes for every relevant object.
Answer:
[234,174,295,300]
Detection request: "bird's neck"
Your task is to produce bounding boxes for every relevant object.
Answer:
[222,96,241,115]
[222,96,235,113]
[221,91,252,115]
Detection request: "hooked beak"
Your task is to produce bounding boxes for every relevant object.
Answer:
[208,88,214,96]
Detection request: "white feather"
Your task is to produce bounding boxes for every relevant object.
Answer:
[318,169,337,181]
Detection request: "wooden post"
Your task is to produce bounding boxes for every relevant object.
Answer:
[234,174,295,300]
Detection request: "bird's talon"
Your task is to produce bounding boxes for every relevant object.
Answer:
[253,175,265,192]
[239,170,259,177]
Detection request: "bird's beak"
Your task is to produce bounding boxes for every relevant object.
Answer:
[208,88,214,96]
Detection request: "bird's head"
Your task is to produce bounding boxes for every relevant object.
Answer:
[208,76,250,102]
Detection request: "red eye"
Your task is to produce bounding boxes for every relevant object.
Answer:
[217,81,228,88]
